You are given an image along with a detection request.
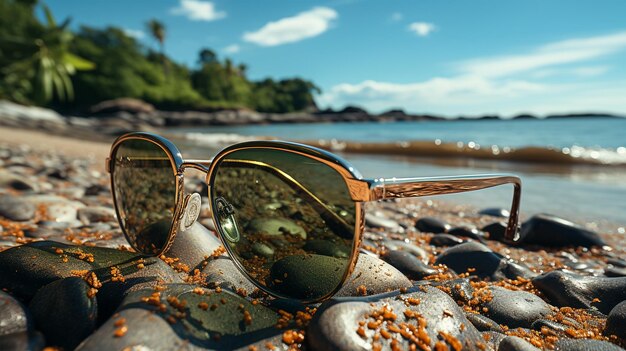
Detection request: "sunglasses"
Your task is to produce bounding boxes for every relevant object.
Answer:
[106,132,521,302]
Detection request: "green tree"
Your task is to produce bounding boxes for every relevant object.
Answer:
[146,19,168,77]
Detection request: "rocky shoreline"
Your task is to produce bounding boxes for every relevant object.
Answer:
[0,137,625,350]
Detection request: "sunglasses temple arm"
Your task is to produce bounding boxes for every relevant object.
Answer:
[366,174,521,242]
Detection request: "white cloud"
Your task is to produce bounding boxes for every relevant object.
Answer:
[123,29,145,40]
[319,31,626,116]
[223,44,240,54]
[171,0,226,22]
[243,7,337,47]
[408,22,436,37]
[391,12,403,22]
[460,31,626,78]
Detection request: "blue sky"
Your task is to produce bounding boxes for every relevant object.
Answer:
[47,0,626,116]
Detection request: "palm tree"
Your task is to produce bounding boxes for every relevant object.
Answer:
[146,19,168,77]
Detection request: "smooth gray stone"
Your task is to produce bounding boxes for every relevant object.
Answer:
[45,201,84,222]
[449,226,487,242]
[482,286,552,328]
[336,253,411,297]
[433,278,474,303]
[605,300,626,341]
[531,319,576,334]
[381,250,437,280]
[532,270,626,314]
[308,285,484,351]
[519,214,606,248]
[415,217,450,233]
[466,312,503,332]
[0,195,36,221]
[365,213,402,232]
[251,242,274,259]
[29,277,97,350]
[0,291,30,336]
[434,242,534,280]
[77,206,116,224]
[382,239,429,263]
[554,339,625,351]
[498,336,541,351]
[247,217,306,238]
[165,222,224,270]
[202,256,256,294]
[479,208,510,218]
[303,240,350,258]
[0,171,37,191]
[430,233,465,247]
[77,285,283,351]
[0,331,45,351]
[482,331,507,350]
[605,266,626,277]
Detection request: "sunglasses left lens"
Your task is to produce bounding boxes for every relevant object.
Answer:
[111,139,177,254]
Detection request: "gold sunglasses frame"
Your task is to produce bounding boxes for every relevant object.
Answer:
[107,132,521,303]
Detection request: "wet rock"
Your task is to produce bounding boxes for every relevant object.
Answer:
[482,222,507,241]
[337,253,411,297]
[498,336,541,351]
[430,233,465,247]
[0,171,37,191]
[77,285,283,351]
[0,195,36,221]
[0,291,29,336]
[531,319,574,334]
[481,286,552,328]
[519,214,606,248]
[381,250,437,280]
[29,277,97,350]
[165,222,224,270]
[251,242,274,259]
[382,239,429,263]
[449,226,487,241]
[308,285,485,350]
[482,331,507,350]
[554,339,625,351]
[77,206,116,224]
[270,254,347,299]
[605,266,626,277]
[247,218,306,238]
[465,313,503,332]
[303,239,350,258]
[605,301,626,341]
[434,278,474,303]
[479,208,510,218]
[434,242,534,280]
[532,270,626,314]
[202,257,256,294]
[0,331,45,351]
[415,217,450,233]
[365,213,402,232]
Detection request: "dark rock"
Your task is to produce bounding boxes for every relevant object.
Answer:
[605,301,626,341]
[433,278,474,303]
[336,253,411,297]
[0,195,36,221]
[532,270,626,314]
[0,331,45,351]
[303,240,350,258]
[247,217,306,238]
[269,254,347,300]
[381,250,437,280]
[0,171,37,191]
[415,217,450,233]
[481,286,552,328]
[608,257,626,268]
[77,206,116,224]
[482,222,507,241]
[554,339,625,351]
[77,285,283,351]
[519,214,606,247]
[531,319,574,334]
[434,242,534,280]
[465,313,503,332]
[498,336,541,351]
[482,331,507,350]
[29,277,97,350]
[365,213,402,232]
[165,222,224,270]
[382,239,429,262]
[308,285,485,350]
[0,290,30,336]
[605,266,626,277]
[449,226,487,241]
[479,208,510,218]
[430,233,465,247]
[202,256,256,294]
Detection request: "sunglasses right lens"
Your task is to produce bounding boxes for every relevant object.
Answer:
[111,139,177,254]
[210,148,357,301]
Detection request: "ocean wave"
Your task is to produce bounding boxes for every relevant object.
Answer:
[308,139,626,166]
[182,133,265,147]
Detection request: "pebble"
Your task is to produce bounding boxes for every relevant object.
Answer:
[448,226,486,241]
[605,266,626,277]
[532,270,626,314]
[518,214,606,247]
[0,171,37,191]
[481,222,507,241]
[365,213,403,232]
[303,239,350,258]
[0,290,29,336]
[554,339,626,351]
[497,336,541,351]
[29,277,97,350]
[165,222,224,270]
[77,206,116,224]
[201,256,257,294]
[434,242,534,280]
[479,208,510,218]
[247,217,306,238]
[336,253,411,297]
[382,239,429,263]
[481,286,552,328]
[380,250,437,280]
[605,301,626,341]
[0,195,36,221]
[308,285,485,350]
[465,313,503,332]
[415,217,450,233]
[430,233,465,247]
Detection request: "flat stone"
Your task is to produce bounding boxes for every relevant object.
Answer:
[0,195,36,221]
[532,270,626,314]
[77,206,116,224]
[337,253,411,297]
[382,239,429,263]
[29,277,97,350]
[481,286,552,328]
[519,214,606,248]
[449,226,487,241]
[247,218,306,238]
[303,240,350,258]
[381,250,437,280]
[0,290,29,336]
[498,336,541,351]
[605,300,626,341]
[479,208,510,218]
[415,217,450,233]
[605,266,626,277]
[0,171,37,191]
[465,313,503,332]
[308,285,485,350]
[430,233,465,247]
[481,222,507,241]
[554,339,625,351]
[365,213,402,232]
[434,242,534,280]
[165,222,224,270]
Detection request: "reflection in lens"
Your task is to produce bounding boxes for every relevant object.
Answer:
[211,148,356,300]
[112,139,177,254]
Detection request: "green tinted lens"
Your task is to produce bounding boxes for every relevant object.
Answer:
[112,139,177,254]
[211,148,356,300]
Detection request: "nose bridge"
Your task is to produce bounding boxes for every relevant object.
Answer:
[180,161,211,173]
